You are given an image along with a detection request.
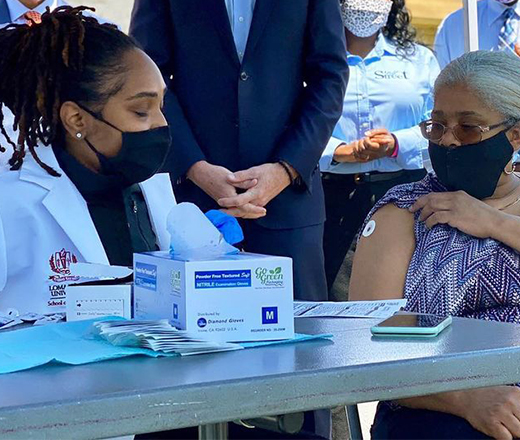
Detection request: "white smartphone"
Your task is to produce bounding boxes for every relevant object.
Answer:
[371,313,452,338]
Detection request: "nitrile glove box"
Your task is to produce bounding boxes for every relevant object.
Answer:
[133,251,294,342]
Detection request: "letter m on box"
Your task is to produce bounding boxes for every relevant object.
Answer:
[262,307,278,324]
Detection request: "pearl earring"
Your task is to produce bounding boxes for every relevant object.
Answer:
[76,133,82,139]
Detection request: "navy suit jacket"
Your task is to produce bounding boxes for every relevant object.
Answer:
[0,0,11,24]
[130,0,348,229]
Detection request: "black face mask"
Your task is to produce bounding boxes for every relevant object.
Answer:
[78,104,171,188]
[429,130,514,199]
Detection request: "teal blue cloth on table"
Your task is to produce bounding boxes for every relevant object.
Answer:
[0,319,332,374]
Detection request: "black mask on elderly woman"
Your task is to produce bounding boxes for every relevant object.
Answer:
[77,104,171,188]
[428,130,514,200]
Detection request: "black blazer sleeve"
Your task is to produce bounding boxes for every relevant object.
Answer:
[274,0,348,190]
[129,0,206,179]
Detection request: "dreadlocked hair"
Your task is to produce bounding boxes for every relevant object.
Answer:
[383,0,417,57]
[0,6,138,175]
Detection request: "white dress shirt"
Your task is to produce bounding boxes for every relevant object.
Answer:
[6,0,58,24]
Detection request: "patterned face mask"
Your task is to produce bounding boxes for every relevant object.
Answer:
[341,0,393,38]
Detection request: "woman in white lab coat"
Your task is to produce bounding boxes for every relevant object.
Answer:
[0,6,175,316]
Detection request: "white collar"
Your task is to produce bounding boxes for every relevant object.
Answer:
[5,0,58,22]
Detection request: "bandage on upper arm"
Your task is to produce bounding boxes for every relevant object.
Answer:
[362,220,376,238]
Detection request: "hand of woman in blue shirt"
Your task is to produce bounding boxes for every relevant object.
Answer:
[333,140,364,163]
[356,128,396,161]
[333,129,396,163]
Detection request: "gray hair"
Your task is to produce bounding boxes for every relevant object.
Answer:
[435,50,520,121]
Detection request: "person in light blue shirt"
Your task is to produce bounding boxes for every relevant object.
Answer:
[434,0,520,69]
[321,0,440,295]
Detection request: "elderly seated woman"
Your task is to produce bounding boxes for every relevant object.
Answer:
[350,50,520,440]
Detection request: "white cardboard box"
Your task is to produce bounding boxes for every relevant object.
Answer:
[66,285,132,322]
[133,251,294,342]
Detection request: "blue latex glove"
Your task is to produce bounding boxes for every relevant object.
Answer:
[205,210,244,245]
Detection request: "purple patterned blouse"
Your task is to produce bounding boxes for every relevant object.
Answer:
[362,174,520,323]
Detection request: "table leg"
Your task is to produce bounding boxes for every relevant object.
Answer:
[345,405,363,440]
[198,422,229,440]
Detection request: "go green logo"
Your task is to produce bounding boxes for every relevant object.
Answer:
[255,267,284,287]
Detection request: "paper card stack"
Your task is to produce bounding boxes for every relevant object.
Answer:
[92,319,243,356]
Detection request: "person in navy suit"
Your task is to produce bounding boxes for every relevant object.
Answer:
[130,0,349,303]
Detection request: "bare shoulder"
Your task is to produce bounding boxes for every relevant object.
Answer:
[349,203,416,301]
[359,203,415,244]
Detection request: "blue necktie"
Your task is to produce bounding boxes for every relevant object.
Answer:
[499,7,519,51]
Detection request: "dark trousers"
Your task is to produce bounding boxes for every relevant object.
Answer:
[240,221,331,440]
[241,221,328,302]
[322,169,427,294]
[371,402,492,439]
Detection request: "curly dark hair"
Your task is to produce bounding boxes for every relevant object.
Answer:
[0,6,139,175]
[383,0,417,56]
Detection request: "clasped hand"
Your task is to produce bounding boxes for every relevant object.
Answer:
[188,161,293,219]
[333,128,396,163]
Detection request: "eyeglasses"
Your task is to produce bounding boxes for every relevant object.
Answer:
[419,119,514,145]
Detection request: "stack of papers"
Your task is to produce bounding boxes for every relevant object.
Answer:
[0,313,20,330]
[92,319,243,356]
[0,312,65,330]
[294,300,407,319]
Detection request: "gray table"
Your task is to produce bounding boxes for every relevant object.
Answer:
[2,316,520,439]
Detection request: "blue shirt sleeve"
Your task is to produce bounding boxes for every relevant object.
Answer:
[321,40,440,175]
[392,50,440,170]
[434,16,453,69]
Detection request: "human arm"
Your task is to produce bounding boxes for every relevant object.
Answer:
[348,203,415,301]
[320,136,351,170]
[392,50,440,169]
[219,163,291,211]
[272,0,348,190]
[360,49,441,168]
[410,191,520,253]
[492,211,520,253]
[129,1,263,218]
[221,0,348,207]
[324,132,396,165]
[352,198,520,439]
[320,136,370,168]
[188,161,266,219]
[397,387,520,440]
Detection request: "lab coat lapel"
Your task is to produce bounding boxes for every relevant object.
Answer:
[19,146,109,265]
[139,174,176,251]
[0,0,11,25]
[243,0,277,61]
[41,178,109,265]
